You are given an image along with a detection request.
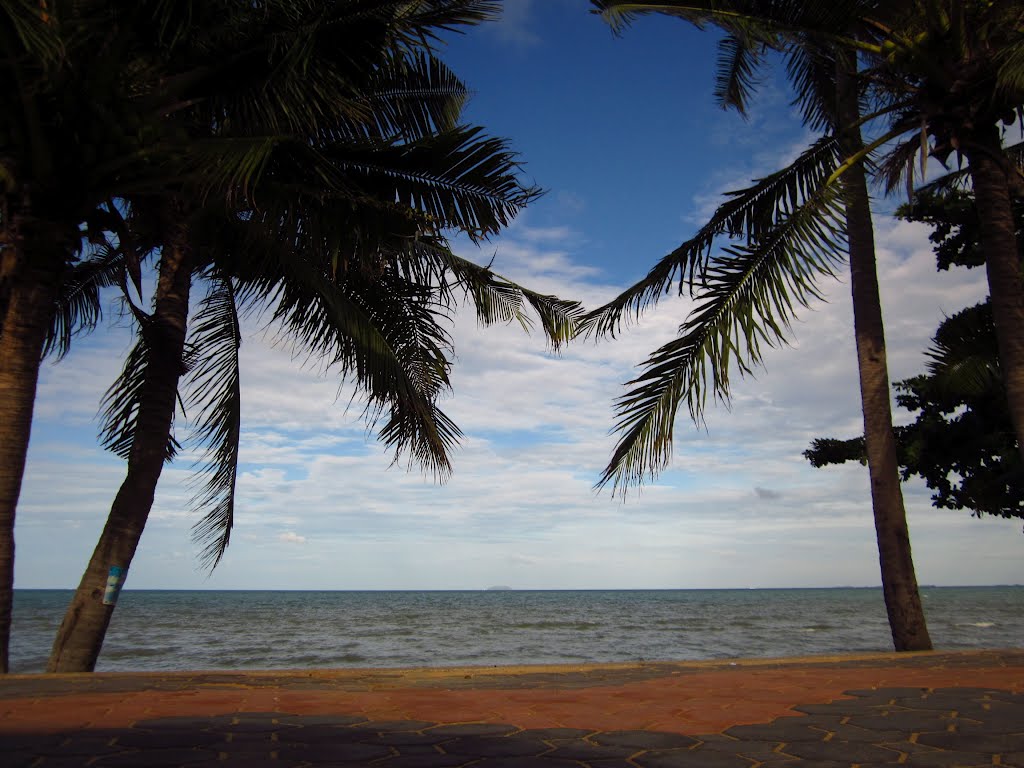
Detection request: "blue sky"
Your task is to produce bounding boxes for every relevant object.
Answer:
[15,0,1022,591]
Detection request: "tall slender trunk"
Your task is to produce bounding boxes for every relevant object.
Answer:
[47,227,193,673]
[964,128,1024,464]
[0,243,63,674]
[837,58,932,651]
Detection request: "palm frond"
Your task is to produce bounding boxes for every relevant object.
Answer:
[237,249,461,478]
[44,244,128,360]
[599,179,847,493]
[184,272,241,572]
[98,318,181,462]
[714,32,767,116]
[580,135,841,338]
[326,125,537,241]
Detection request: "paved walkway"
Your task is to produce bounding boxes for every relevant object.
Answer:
[2,649,1022,767]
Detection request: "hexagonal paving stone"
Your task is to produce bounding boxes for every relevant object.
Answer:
[522,728,594,740]
[35,736,121,756]
[463,759,578,768]
[847,710,962,732]
[724,720,807,742]
[114,730,221,749]
[91,747,218,766]
[3,752,37,768]
[543,739,637,761]
[442,735,552,758]
[276,740,393,763]
[373,753,470,768]
[633,748,751,768]
[275,724,371,743]
[361,720,437,732]
[695,738,783,759]
[779,739,902,763]
[883,749,996,767]
[589,730,698,750]
[426,723,520,737]
[916,731,1024,753]
[275,714,367,726]
[368,730,451,746]
[131,717,219,731]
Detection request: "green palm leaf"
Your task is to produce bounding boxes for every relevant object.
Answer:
[185,272,242,572]
[580,134,841,338]
[600,178,846,492]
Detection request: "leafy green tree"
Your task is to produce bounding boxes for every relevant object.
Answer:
[588,1,933,649]
[807,187,1022,521]
[43,1,581,673]
[808,301,1022,521]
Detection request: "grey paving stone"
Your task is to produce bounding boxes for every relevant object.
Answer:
[694,738,782,758]
[91,747,217,766]
[275,724,370,743]
[542,739,636,761]
[816,723,906,742]
[426,723,520,737]
[276,714,367,726]
[31,757,98,768]
[131,717,218,731]
[590,730,698,750]
[442,735,552,757]
[0,733,68,750]
[522,728,595,740]
[368,730,451,746]
[723,721,797,742]
[916,731,1024,753]
[114,730,221,749]
[275,740,393,762]
[465,759,579,768]
[847,711,960,731]
[36,736,120,756]
[206,756,308,768]
[374,754,470,768]
[633,749,751,768]
[5,752,40,768]
[364,720,438,732]
[889,750,994,767]
[779,739,902,763]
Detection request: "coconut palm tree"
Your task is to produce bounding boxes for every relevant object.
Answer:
[587,0,933,649]
[43,1,582,673]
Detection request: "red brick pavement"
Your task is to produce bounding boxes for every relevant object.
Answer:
[2,650,1022,736]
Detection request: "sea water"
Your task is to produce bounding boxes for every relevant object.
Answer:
[9,586,1022,674]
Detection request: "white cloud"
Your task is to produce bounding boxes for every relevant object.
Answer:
[278,531,307,545]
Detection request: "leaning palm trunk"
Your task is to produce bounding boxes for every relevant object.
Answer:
[837,59,931,651]
[0,225,66,674]
[47,230,193,673]
[964,127,1024,465]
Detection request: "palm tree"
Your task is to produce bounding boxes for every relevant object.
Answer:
[44,1,582,673]
[587,1,932,649]
[0,0,165,673]
[855,1,1024,463]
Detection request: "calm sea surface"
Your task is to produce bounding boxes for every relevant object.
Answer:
[10,587,1023,674]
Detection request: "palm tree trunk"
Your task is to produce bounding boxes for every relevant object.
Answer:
[0,236,63,674]
[964,128,1024,464]
[836,59,932,652]
[46,229,193,673]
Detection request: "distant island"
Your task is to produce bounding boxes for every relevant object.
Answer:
[486,585,512,591]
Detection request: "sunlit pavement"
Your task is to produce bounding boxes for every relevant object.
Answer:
[2,650,1023,767]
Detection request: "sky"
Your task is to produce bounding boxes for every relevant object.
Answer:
[14,0,1022,591]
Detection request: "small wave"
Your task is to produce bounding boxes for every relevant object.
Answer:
[961,621,996,628]
[511,621,600,631]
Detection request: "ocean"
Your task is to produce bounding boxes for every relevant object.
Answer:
[9,587,1022,674]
